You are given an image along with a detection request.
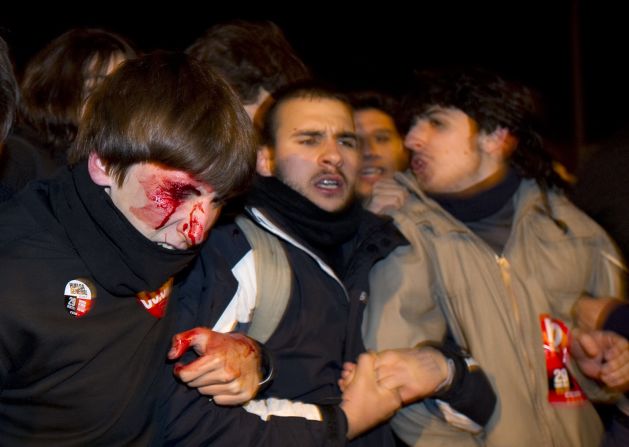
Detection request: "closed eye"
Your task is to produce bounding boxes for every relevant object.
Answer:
[169,184,201,201]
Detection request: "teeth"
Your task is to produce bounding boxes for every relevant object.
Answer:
[317,178,340,189]
[157,242,176,250]
[361,167,383,176]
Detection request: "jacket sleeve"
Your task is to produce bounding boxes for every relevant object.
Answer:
[431,339,497,429]
[158,369,349,447]
[604,304,629,339]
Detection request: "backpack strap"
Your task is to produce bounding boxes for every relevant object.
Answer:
[235,215,291,344]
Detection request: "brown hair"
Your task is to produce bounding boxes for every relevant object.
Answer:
[187,20,310,104]
[19,28,137,152]
[70,51,257,202]
[260,81,351,147]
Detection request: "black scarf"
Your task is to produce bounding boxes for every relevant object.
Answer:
[246,175,364,268]
[51,162,198,296]
[430,169,521,223]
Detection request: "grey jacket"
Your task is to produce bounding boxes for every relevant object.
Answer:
[364,171,625,447]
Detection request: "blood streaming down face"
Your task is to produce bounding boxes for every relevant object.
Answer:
[107,163,218,250]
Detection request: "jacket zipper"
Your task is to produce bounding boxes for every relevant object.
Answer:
[496,255,555,447]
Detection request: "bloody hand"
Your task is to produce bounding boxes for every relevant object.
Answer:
[169,327,262,405]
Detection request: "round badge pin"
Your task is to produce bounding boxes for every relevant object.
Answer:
[64,278,96,317]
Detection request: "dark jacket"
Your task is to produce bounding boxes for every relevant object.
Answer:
[0,182,12,202]
[160,205,406,446]
[0,164,196,446]
[0,125,64,193]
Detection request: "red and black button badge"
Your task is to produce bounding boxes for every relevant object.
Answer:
[64,278,95,317]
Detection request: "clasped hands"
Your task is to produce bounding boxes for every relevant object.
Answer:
[167,327,450,439]
[338,346,450,439]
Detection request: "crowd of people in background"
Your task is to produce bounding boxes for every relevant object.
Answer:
[0,20,628,446]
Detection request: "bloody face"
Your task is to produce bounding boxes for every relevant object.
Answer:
[108,162,220,249]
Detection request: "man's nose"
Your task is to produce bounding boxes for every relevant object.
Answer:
[360,136,375,156]
[320,140,343,167]
[404,122,427,152]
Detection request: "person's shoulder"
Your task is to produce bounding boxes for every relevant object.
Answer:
[354,210,410,263]
[0,182,66,255]
[523,184,612,241]
[203,219,251,263]
[1,127,60,181]
[0,190,38,237]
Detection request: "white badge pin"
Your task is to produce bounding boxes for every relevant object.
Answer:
[64,278,96,317]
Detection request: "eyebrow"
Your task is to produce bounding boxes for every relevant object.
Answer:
[291,129,357,141]
[292,130,325,138]
[423,106,453,117]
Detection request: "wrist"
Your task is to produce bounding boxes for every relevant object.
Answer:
[429,343,470,400]
[258,343,275,391]
[434,357,456,394]
[597,299,625,330]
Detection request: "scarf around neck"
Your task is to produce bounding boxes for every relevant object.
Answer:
[430,169,521,223]
[246,175,364,251]
[51,162,198,296]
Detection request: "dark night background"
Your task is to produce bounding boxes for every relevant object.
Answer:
[1,1,627,171]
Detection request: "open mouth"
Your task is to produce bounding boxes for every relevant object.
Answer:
[156,241,178,250]
[360,166,385,179]
[314,174,345,194]
[411,155,427,174]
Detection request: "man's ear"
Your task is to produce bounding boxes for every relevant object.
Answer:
[256,146,274,177]
[87,152,113,186]
[479,128,517,160]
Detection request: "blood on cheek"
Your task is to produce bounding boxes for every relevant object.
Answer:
[185,203,205,245]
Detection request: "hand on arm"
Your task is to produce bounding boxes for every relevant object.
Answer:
[374,346,451,405]
[168,327,262,405]
[340,352,402,439]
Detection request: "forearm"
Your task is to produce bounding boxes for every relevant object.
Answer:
[162,385,349,447]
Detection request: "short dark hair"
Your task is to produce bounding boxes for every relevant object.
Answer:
[69,51,257,203]
[187,20,310,104]
[260,81,351,147]
[402,67,564,189]
[19,28,137,151]
[347,90,401,133]
[0,36,18,143]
